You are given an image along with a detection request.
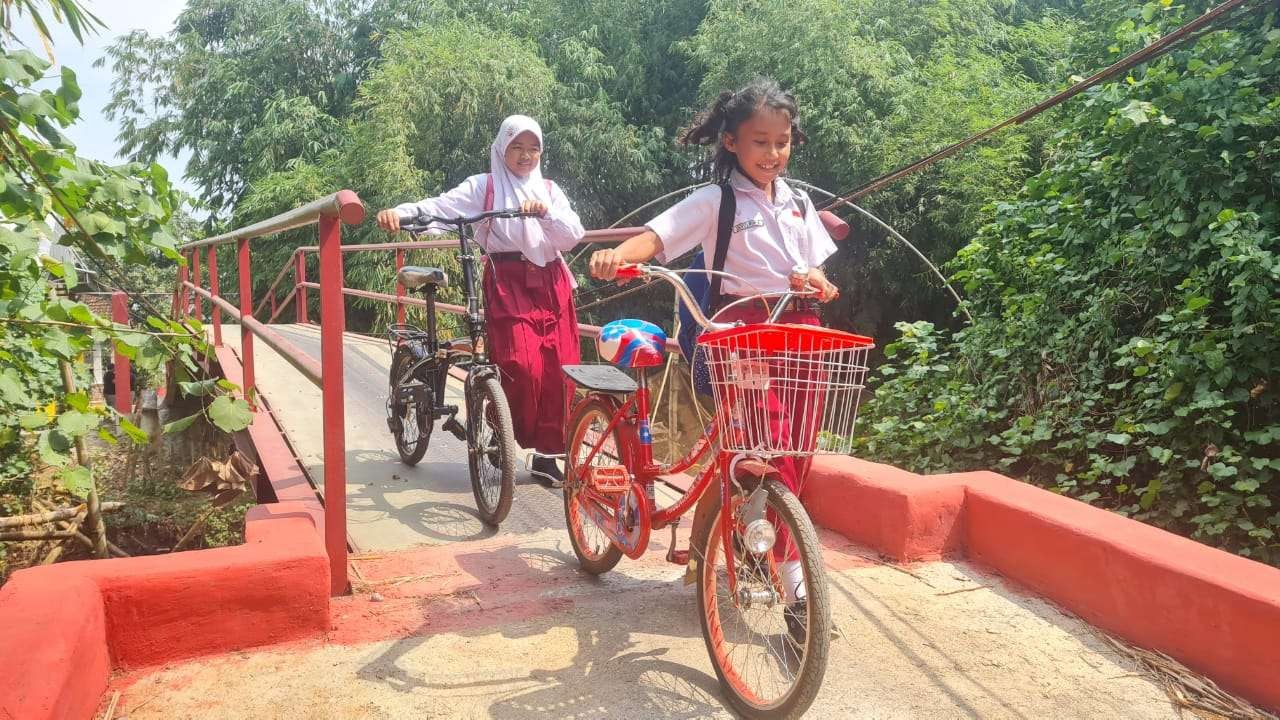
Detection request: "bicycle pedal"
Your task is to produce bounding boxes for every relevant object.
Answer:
[587,465,630,493]
[442,416,466,441]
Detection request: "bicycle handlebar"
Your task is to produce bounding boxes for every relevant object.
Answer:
[400,208,539,233]
[614,264,819,332]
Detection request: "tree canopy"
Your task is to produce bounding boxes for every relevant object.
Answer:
[857,0,1279,563]
[89,0,1278,563]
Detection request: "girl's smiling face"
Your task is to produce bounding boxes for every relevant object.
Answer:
[504,131,542,177]
[723,105,793,191]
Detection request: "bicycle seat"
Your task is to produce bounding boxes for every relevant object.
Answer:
[562,364,638,394]
[398,266,449,289]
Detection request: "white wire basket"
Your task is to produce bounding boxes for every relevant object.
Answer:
[697,323,874,457]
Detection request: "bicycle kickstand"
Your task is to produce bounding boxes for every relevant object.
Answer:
[666,519,689,566]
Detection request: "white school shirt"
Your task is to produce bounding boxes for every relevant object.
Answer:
[393,173,585,268]
[647,170,837,296]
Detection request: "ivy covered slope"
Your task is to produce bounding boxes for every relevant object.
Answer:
[857,4,1279,563]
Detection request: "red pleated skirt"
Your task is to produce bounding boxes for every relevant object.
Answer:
[482,257,580,454]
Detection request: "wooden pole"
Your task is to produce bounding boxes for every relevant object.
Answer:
[56,337,108,558]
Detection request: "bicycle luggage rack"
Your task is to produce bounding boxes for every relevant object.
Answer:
[386,322,425,352]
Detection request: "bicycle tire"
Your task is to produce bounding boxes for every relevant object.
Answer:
[388,347,431,466]
[693,477,831,719]
[466,374,516,526]
[563,398,626,575]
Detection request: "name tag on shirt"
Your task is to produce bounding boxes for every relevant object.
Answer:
[732,218,765,234]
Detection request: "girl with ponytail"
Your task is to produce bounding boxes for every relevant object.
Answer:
[589,78,842,633]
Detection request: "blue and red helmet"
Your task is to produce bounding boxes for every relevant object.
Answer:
[596,319,667,369]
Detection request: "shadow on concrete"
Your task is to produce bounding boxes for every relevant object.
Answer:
[353,542,725,719]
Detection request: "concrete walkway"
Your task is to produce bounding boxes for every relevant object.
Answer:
[220,323,567,552]
[108,531,1179,719]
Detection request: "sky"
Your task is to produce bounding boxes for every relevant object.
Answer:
[10,1,195,196]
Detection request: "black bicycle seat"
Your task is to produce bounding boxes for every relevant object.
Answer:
[398,266,449,289]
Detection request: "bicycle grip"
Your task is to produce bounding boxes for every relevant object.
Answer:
[614,264,644,281]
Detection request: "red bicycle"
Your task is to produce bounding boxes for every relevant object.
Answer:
[560,264,873,719]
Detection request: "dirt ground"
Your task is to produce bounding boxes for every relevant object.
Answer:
[105,529,1181,720]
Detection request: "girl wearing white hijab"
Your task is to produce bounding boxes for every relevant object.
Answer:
[376,115,585,485]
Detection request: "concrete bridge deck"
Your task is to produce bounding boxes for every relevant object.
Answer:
[221,323,568,552]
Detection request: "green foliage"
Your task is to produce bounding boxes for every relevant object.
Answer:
[683,0,1081,338]
[0,0,102,47]
[858,4,1280,563]
[0,43,256,504]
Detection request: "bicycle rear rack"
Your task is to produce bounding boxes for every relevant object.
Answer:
[386,323,425,353]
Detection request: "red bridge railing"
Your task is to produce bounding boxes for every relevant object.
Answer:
[177,206,668,596]
[176,191,365,596]
[249,226,677,350]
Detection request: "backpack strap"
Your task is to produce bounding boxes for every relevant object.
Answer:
[706,181,736,310]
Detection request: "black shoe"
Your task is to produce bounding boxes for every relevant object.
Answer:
[785,602,807,650]
[531,456,563,488]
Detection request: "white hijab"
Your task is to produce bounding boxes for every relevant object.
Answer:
[481,114,554,255]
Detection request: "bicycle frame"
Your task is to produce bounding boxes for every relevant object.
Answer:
[570,371,777,601]
[393,217,493,386]
[568,264,822,597]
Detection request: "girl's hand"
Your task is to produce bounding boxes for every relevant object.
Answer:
[808,267,839,303]
[589,248,625,281]
[521,199,548,217]
[376,209,401,232]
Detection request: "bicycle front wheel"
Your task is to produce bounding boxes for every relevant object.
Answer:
[694,477,830,719]
[466,375,516,526]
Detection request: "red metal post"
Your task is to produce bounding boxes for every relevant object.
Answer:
[295,252,308,324]
[190,248,202,320]
[111,291,131,415]
[271,292,278,320]
[175,261,188,319]
[394,248,406,325]
[177,256,190,319]
[237,238,255,408]
[208,247,222,347]
[318,215,348,595]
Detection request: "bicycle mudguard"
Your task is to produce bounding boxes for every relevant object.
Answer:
[566,392,639,454]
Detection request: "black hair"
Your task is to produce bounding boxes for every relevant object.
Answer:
[680,77,807,182]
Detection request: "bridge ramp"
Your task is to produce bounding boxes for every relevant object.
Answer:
[220,323,567,551]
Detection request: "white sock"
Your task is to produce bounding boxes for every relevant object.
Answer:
[781,560,806,604]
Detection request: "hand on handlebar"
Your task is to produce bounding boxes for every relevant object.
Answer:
[789,266,840,303]
[376,209,401,232]
[589,248,627,281]
[520,199,548,218]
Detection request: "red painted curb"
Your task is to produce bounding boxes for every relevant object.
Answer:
[802,455,966,561]
[0,349,333,720]
[0,569,108,720]
[802,461,1280,712]
[959,471,1280,712]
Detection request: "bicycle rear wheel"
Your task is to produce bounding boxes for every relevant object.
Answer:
[694,477,830,719]
[388,347,431,466]
[563,398,625,575]
[466,375,516,526]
